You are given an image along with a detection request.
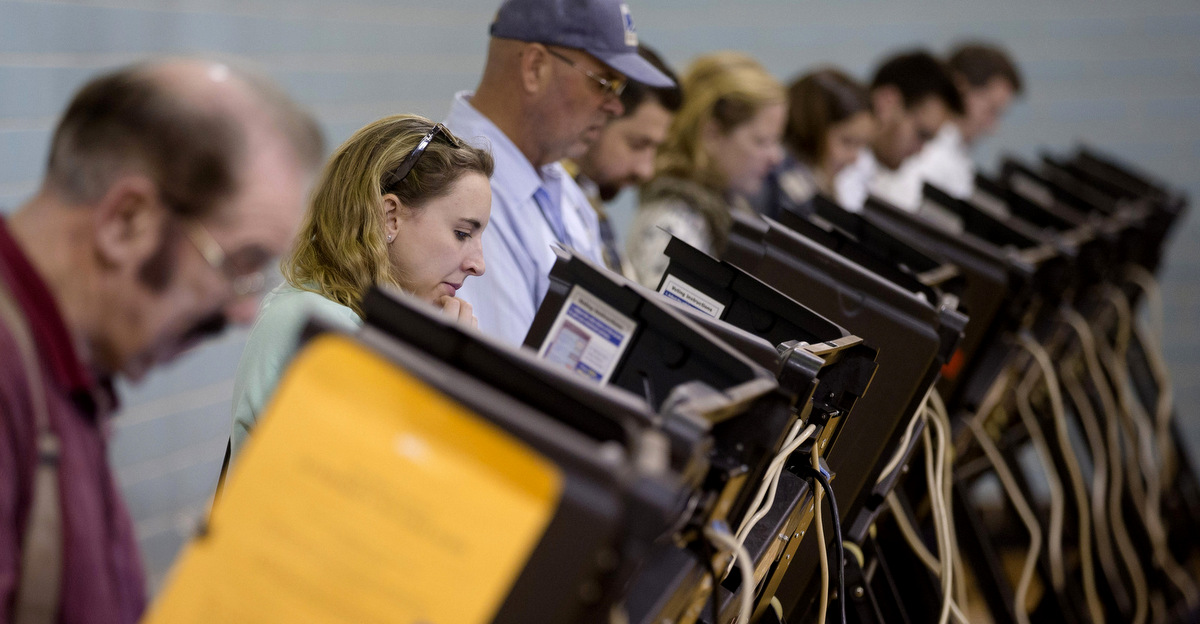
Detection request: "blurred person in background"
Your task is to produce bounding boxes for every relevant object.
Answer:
[626,51,785,288]
[873,42,1024,210]
[0,58,322,623]
[564,43,683,279]
[229,115,493,458]
[834,49,963,211]
[754,67,875,218]
[444,0,675,345]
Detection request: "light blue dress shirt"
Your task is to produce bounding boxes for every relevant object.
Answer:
[444,91,605,346]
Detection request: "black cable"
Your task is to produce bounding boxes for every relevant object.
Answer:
[808,468,846,624]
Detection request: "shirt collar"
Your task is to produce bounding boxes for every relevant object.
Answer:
[0,216,113,417]
[860,147,880,175]
[445,91,559,208]
[941,122,968,152]
[564,161,602,205]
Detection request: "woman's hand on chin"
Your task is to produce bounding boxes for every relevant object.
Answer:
[436,295,478,328]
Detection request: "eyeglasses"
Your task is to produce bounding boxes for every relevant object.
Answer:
[183,222,271,298]
[546,48,627,99]
[381,123,461,191]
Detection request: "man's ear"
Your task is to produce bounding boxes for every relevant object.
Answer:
[520,43,553,95]
[871,85,903,123]
[91,175,169,270]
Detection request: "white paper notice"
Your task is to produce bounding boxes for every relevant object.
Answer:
[659,274,726,318]
[537,286,638,384]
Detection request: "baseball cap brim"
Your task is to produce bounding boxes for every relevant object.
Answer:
[594,49,675,88]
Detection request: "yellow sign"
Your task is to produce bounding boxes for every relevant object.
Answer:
[145,334,563,623]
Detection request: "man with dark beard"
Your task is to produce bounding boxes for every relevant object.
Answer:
[833,50,963,211]
[564,44,682,279]
[871,43,1024,211]
[0,59,322,623]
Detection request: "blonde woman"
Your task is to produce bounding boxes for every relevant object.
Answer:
[626,52,786,288]
[230,114,494,455]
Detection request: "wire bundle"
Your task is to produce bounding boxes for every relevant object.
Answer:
[964,288,1191,624]
[883,389,967,624]
[700,419,818,624]
[704,274,1194,624]
[963,372,1043,624]
[733,421,818,550]
[1019,335,1104,622]
[1098,287,1200,611]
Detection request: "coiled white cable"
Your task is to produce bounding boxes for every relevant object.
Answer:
[705,523,755,624]
[1100,288,1159,512]
[1124,267,1179,487]
[733,422,818,550]
[967,408,1041,624]
[886,491,939,571]
[875,386,932,487]
[875,412,923,487]
[927,390,970,613]
[1012,345,1068,593]
[1057,315,1129,614]
[811,443,829,624]
[922,401,957,624]
[1100,287,1200,608]
[1068,303,1149,624]
[1124,265,1164,349]
[884,390,967,624]
[1019,334,1104,622]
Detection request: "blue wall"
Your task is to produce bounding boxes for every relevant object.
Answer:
[2,0,1198,592]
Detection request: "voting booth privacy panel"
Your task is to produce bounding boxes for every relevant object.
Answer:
[524,249,883,623]
[653,235,879,461]
[145,332,565,623]
[847,149,1200,624]
[147,145,1199,624]
[721,197,968,620]
[149,289,708,624]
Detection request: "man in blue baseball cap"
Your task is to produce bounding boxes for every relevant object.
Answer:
[444,0,674,346]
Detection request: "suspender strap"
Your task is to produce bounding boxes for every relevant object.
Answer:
[0,282,63,624]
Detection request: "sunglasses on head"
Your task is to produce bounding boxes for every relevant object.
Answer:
[380,123,461,192]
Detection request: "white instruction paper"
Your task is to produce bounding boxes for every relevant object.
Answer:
[537,286,637,384]
[659,274,726,318]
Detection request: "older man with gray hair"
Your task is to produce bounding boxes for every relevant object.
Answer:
[0,59,322,623]
[445,0,675,346]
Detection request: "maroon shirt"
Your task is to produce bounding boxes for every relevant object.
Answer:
[0,217,145,623]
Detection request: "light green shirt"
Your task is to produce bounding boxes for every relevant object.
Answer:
[230,283,361,457]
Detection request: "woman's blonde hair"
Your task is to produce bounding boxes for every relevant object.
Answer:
[283,114,493,316]
[656,51,785,190]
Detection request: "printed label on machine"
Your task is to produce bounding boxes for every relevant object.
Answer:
[659,274,726,318]
[537,285,637,384]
